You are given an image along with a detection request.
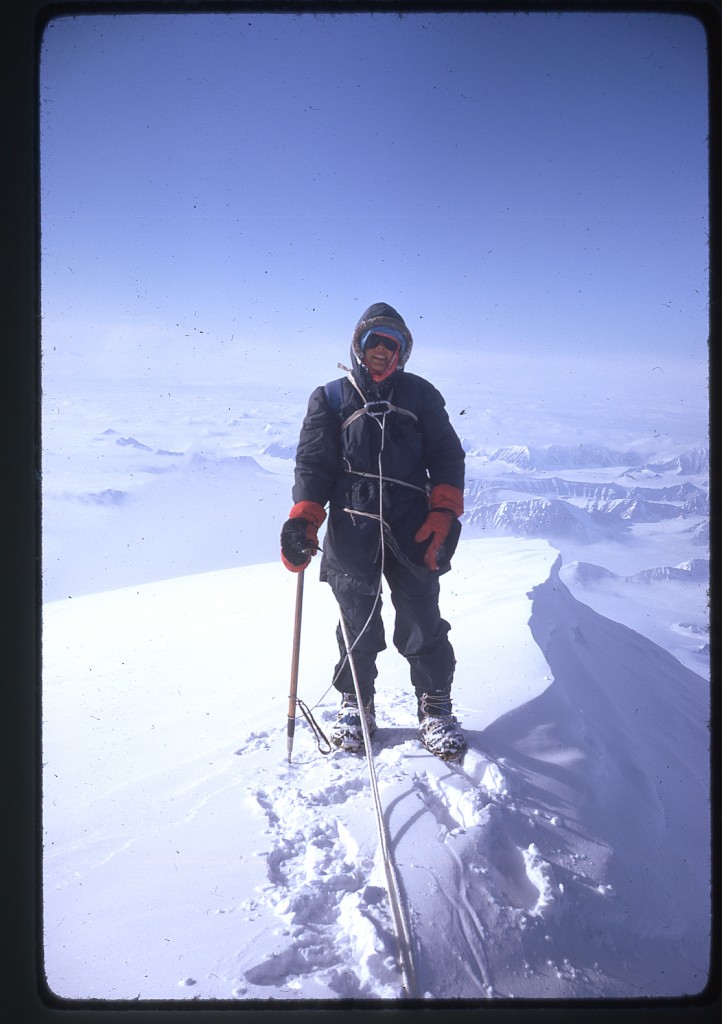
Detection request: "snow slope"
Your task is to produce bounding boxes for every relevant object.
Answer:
[42,538,710,1001]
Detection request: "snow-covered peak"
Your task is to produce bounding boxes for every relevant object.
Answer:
[645,446,709,475]
[489,443,643,471]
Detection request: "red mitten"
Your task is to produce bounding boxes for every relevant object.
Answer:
[280,500,326,572]
[414,485,464,571]
[415,511,455,571]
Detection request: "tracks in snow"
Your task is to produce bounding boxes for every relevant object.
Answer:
[241,745,401,998]
[231,713,568,999]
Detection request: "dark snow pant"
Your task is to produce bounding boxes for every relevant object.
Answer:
[327,551,455,708]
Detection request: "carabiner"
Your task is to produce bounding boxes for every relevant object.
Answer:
[364,400,393,418]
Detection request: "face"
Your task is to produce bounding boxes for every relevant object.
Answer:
[362,336,399,376]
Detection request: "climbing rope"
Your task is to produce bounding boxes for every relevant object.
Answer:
[338,609,420,999]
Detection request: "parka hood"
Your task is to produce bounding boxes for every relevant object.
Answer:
[351,303,414,384]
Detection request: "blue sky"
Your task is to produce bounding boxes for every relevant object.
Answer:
[40,9,709,387]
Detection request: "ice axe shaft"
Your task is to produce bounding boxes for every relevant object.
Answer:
[286,568,305,762]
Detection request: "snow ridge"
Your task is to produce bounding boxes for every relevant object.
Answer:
[226,563,709,999]
[42,547,710,1000]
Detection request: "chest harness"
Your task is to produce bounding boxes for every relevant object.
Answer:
[325,367,428,498]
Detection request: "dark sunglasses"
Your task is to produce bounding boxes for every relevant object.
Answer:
[364,333,399,353]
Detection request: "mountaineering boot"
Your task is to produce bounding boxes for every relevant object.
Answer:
[417,691,467,762]
[329,692,377,753]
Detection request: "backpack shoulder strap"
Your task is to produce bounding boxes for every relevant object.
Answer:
[323,377,345,417]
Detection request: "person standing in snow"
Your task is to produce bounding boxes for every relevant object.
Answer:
[280,302,466,761]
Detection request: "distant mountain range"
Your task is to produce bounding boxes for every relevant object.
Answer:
[485,443,644,470]
[481,443,708,475]
[465,476,707,512]
[564,557,709,586]
[462,445,708,548]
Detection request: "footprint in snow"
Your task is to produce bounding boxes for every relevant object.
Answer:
[235,729,272,755]
[392,744,509,837]
[521,842,563,919]
[418,767,492,834]
[465,801,563,919]
[242,776,400,996]
[242,733,517,995]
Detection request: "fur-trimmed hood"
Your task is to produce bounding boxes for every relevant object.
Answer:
[351,302,414,374]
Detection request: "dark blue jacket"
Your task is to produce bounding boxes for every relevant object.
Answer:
[292,369,465,584]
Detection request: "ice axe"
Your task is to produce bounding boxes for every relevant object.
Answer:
[284,539,331,761]
[286,568,305,762]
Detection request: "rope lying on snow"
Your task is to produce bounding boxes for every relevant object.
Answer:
[338,611,420,999]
